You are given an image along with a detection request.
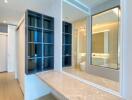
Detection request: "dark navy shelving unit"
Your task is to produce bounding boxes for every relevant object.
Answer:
[26,10,54,74]
[62,21,72,67]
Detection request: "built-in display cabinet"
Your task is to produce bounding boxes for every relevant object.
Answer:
[62,21,72,67]
[26,10,54,74]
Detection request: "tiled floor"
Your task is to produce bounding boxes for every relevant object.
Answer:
[36,93,58,100]
[63,67,119,92]
[0,72,23,100]
[38,71,122,100]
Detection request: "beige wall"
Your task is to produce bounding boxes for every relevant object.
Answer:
[93,22,118,65]
[17,18,25,93]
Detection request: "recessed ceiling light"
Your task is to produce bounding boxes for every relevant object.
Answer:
[4,0,8,3]
[65,17,70,19]
[3,20,7,23]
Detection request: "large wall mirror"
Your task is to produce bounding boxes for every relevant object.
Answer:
[62,0,120,92]
[91,7,120,69]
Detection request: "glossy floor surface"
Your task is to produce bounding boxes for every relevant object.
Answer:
[0,72,23,100]
[63,67,119,92]
[38,71,122,100]
[36,93,58,100]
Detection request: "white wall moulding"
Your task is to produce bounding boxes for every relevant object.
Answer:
[53,0,63,71]
[17,17,25,93]
[120,0,132,99]
[63,0,90,15]
[87,16,92,66]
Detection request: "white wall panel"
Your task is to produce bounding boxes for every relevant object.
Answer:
[8,25,17,72]
[120,0,132,99]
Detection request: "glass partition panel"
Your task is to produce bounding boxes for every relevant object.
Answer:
[92,7,120,69]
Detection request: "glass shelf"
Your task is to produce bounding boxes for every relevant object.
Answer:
[28,43,42,58]
[28,28,42,42]
[43,57,54,70]
[44,56,54,58]
[28,26,42,30]
[28,58,42,74]
[43,44,54,57]
[43,31,54,43]
[44,29,54,32]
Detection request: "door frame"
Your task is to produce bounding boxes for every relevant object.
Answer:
[0,33,8,72]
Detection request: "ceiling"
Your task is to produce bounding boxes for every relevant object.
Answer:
[93,8,119,26]
[63,2,87,23]
[0,0,119,25]
[0,0,54,25]
[62,0,115,23]
[79,0,109,8]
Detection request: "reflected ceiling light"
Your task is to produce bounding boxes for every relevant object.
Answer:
[93,22,117,30]
[112,8,120,17]
[4,0,8,3]
[65,17,70,19]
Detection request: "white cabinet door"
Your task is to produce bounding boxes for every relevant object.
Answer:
[0,33,7,72]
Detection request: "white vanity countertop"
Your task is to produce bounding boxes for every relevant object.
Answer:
[38,71,123,100]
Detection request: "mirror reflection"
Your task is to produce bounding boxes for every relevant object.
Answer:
[92,7,120,69]
[62,0,120,92]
